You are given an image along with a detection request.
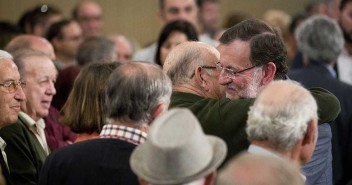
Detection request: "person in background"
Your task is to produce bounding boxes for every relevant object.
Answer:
[108,34,134,63]
[289,15,352,185]
[133,0,217,63]
[60,62,119,142]
[72,0,103,38]
[17,4,63,37]
[155,20,198,66]
[46,19,83,70]
[52,36,116,110]
[198,0,221,39]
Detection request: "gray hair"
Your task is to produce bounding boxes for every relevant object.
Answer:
[0,50,13,60]
[12,49,50,79]
[295,15,344,63]
[106,62,172,124]
[246,80,318,150]
[217,152,304,185]
[164,41,219,85]
[76,36,117,66]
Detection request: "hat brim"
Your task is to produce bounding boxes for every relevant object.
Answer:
[130,135,227,184]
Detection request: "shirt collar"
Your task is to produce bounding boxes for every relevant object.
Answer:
[19,111,45,128]
[100,124,147,145]
[0,137,6,151]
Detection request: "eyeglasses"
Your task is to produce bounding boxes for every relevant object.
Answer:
[216,62,259,78]
[0,80,26,93]
[190,66,217,78]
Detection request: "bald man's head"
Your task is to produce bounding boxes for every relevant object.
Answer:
[6,35,56,60]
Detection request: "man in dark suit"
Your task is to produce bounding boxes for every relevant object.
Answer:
[289,15,352,185]
[38,62,172,185]
[0,50,26,185]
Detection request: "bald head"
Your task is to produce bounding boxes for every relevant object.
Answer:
[217,153,304,185]
[6,35,56,60]
[164,41,219,85]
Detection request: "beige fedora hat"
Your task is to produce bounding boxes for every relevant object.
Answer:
[130,108,227,185]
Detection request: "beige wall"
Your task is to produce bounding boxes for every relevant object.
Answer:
[0,0,310,47]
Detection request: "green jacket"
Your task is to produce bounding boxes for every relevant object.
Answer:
[0,114,47,185]
[169,87,340,165]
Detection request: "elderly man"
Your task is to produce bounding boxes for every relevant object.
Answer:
[130,108,227,185]
[46,19,83,70]
[246,80,318,180]
[133,0,217,63]
[72,0,103,38]
[38,62,172,185]
[289,15,352,185]
[5,35,77,151]
[0,49,57,185]
[165,41,340,166]
[217,153,304,185]
[0,50,26,185]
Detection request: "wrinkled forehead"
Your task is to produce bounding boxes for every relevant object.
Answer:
[217,40,251,67]
[0,59,20,80]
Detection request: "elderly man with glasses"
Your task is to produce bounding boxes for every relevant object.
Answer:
[165,23,340,179]
[0,50,26,185]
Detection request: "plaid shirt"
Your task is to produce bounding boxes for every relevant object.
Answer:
[99,124,147,145]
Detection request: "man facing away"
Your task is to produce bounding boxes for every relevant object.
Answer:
[245,80,318,181]
[38,62,172,185]
[0,50,26,185]
[130,108,227,185]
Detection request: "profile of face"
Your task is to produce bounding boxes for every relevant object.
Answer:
[160,0,199,28]
[22,55,57,121]
[55,21,83,58]
[0,59,26,127]
[339,1,352,43]
[160,31,188,65]
[76,1,103,37]
[217,40,263,99]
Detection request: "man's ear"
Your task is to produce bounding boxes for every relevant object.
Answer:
[138,178,148,185]
[151,103,168,124]
[204,171,216,185]
[194,67,209,91]
[302,120,317,146]
[261,62,276,85]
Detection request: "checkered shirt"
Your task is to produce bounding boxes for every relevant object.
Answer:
[99,124,147,145]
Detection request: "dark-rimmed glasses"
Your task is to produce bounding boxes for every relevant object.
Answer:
[190,66,217,78]
[0,80,26,93]
[216,62,259,78]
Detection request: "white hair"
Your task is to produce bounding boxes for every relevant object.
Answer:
[0,50,13,60]
[295,15,344,63]
[246,80,318,150]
